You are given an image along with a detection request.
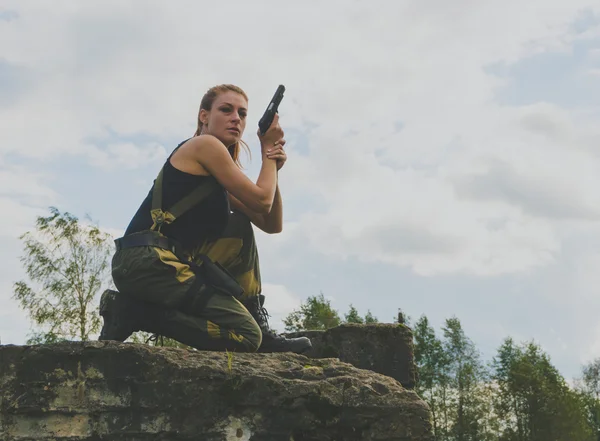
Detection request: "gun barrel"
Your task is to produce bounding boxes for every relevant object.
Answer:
[259,85,286,135]
[272,84,285,104]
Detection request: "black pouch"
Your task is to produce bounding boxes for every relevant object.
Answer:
[178,254,244,313]
[195,254,244,299]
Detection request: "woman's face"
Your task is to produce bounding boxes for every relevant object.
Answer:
[201,91,248,147]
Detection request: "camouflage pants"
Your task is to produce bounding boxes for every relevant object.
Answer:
[112,211,263,352]
[190,210,262,302]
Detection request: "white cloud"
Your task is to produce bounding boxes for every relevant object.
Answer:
[1,0,600,378]
[260,283,302,332]
[0,164,57,206]
[0,159,65,343]
[584,68,600,77]
[584,324,600,365]
[85,142,167,171]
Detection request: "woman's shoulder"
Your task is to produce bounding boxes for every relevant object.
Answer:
[179,134,225,152]
[169,135,234,177]
[175,136,233,173]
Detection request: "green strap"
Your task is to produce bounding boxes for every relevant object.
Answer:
[151,167,165,213]
[168,176,220,219]
[151,166,221,229]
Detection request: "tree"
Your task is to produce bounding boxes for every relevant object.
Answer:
[13,207,113,343]
[442,317,492,441]
[492,338,526,441]
[344,304,364,324]
[344,304,379,324]
[492,339,593,441]
[394,308,411,326]
[283,292,341,332]
[413,315,451,440]
[576,359,600,441]
[413,316,499,441]
[364,310,379,324]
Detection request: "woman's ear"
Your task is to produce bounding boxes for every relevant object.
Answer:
[199,109,209,126]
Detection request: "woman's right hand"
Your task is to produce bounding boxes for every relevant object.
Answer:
[258,113,285,158]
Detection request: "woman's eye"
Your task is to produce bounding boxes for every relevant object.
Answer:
[240,113,247,119]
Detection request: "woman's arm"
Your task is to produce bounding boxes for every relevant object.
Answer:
[229,185,283,234]
[189,135,279,214]
[228,139,287,233]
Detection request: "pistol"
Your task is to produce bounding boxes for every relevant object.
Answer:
[258,85,285,135]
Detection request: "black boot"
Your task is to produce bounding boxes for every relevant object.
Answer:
[98,289,166,342]
[99,289,242,352]
[245,295,312,354]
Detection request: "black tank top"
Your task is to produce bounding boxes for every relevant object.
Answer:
[124,140,230,250]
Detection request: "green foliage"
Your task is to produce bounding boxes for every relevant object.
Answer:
[413,315,496,441]
[414,315,452,439]
[345,304,364,324]
[26,330,67,345]
[283,292,342,331]
[226,350,234,374]
[492,339,594,441]
[578,359,600,441]
[413,315,449,439]
[13,207,113,342]
[413,316,594,441]
[442,317,492,441]
[364,310,379,324]
[394,308,411,326]
[283,294,380,332]
[344,304,378,324]
[283,298,594,440]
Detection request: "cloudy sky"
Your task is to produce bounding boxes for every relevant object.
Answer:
[1,1,600,380]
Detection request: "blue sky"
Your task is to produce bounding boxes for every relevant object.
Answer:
[1,1,600,382]
[490,38,600,108]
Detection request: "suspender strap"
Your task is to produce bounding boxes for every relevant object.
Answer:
[169,177,220,219]
[151,167,165,213]
[150,166,221,231]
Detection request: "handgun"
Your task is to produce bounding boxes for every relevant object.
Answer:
[258,85,285,135]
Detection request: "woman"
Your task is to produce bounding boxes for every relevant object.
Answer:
[99,84,311,353]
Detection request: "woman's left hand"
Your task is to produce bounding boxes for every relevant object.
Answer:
[266,139,287,171]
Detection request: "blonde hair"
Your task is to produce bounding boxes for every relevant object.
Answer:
[195,84,250,168]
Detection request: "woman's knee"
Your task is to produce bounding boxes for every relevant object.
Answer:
[242,319,262,352]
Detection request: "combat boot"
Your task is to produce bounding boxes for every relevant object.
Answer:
[245,294,312,354]
[98,289,166,342]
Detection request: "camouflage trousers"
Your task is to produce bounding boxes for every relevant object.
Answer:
[112,211,263,352]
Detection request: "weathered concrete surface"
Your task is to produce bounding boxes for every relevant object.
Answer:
[1,341,432,441]
[286,324,417,390]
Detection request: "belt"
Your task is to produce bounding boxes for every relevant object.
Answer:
[115,231,244,308]
[114,232,182,257]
